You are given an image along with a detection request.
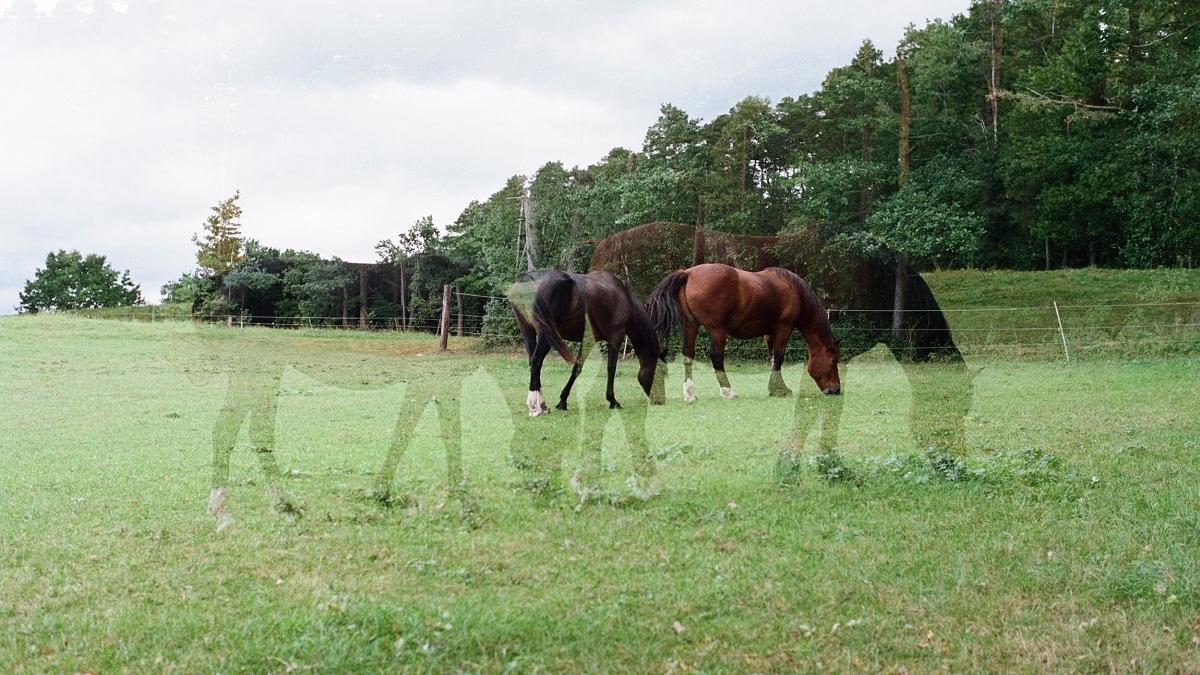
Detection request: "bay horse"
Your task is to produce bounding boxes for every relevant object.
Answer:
[645,263,841,401]
[509,269,664,416]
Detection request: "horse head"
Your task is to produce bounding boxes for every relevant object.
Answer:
[807,343,841,395]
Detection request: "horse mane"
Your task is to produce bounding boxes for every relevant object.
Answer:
[762,267,839,359]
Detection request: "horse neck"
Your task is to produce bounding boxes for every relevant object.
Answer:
[795,301,837,359]
[625,307,658,364]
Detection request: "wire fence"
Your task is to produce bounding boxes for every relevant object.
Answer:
[76,297,1200,360]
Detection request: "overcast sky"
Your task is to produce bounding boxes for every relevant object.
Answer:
[0,0,970,313]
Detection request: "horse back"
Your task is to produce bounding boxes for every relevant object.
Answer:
[681,264,795,338]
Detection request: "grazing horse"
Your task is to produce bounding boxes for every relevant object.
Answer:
[645,263,841,401]
[590,222,976,454]
[508,269,663,416]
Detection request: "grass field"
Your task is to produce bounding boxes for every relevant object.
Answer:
[2,272,1200,671]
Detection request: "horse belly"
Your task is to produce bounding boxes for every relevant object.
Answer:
[723,294,778,337]
[728,315,775,340]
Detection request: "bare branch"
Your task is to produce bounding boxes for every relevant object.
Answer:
[1006,86,1124,113]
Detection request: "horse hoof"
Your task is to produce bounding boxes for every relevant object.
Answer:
[207,487,228,516]
[527,390,549,416]
[609,400,622,409]
[556,401,568,411]
[682,379,696,403]
[720,387,737,400]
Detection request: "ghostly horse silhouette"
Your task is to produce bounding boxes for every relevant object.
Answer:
[590,222,976,455]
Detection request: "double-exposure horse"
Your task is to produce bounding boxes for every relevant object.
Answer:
[645,263,841,401]
[186,328,485,529]
[188,270,667,529]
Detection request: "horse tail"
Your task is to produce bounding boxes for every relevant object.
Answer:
[531,276,579,365]
[644,269,689,355]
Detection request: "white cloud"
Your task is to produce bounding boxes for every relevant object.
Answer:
[0,0,969,312]
[32,0,59,18]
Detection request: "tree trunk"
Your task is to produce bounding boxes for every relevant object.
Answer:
[897,50,911,188]
[1128,0,1141,66]
[359,268,368,328]
[892,254,909,335]
[894,47,912,339]
[399,258,407,331]
[859,125,874,219]
[341,285,348,327]
[522,188,539,271]
[988,0,1004,146]
[565,211,583,272]
[1045,237,1051,271]
[740,127,750,216]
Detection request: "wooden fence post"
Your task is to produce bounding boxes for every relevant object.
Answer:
[439,284,451,351]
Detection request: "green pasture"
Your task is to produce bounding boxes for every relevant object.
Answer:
[2,311,1199,672]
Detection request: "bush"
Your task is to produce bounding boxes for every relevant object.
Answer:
[479,297,520,349]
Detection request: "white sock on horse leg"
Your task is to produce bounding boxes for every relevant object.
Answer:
[527,390,548,417]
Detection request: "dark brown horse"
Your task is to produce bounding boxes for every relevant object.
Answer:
[645,263,840,401]
[509,269,663,416]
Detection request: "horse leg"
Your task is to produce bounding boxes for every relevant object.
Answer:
[901,358,975,456]
[767,326,793,397]
[209,373,286,528]
[556,333,593,411]
[778,383,845,484]
[208,391,244,530]
[373,386,426,505]
[556,362,583,411]
[431,386,466,500]
[708,329,736,399]
[573,354,607,503]
[527,333,554,416]
[605,337,622,409]
[681,320,698,402]
[502,365,563,498]
[246,379,295,515]
[622,387,657,498]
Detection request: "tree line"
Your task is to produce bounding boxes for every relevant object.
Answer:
[447,0,1198,277]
